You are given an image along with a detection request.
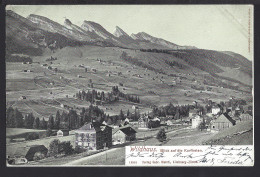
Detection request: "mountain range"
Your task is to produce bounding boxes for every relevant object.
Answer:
[6,10,197,56]
[5,10,252,87]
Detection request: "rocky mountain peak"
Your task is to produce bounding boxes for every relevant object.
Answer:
[113,26,129,37]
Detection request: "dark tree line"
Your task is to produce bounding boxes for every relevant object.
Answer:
[140,49,171,54]
[112,86,140,103]
[6,105,107,131]
[152,103,192,119]
[76,86,140,104]
[165,60,186,69]
[76,90,108,104]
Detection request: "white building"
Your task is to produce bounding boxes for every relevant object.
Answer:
[57,130,63,137]
[212,107,221,115]
[191,115,203,128]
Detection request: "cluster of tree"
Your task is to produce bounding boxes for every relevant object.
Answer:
[6,107,51,130]
[140,48,172,54]
[76,90,107,104]
[76,87,140,104]
[6,107,24,128]
[6,104,107,131]
[112,86,140,103]
[6,54,33,63]
[225,98,247,109]
[152,103,191,119]
[48,139,74,157]
[48,105,107,131]
[165,60,186,69]
[156,128,167,142]
[120,52,165,74]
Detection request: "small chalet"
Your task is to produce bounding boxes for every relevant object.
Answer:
[57,130,63,137]
[112,125,137,145]
[211,113,236,131]
[74,121,112,150]
[56,129,69,137]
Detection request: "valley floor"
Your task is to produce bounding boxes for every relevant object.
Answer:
[11,120,253,166]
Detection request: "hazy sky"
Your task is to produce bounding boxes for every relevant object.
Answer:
[7,5,253,60]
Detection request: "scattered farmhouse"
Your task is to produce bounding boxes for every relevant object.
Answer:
[23,70,32,72]
[74,121,112,150]
[13,145,48,161]
[211,113,236,131]
[112,125,137,145]
[18,96,26,100]
[56,129,69,137]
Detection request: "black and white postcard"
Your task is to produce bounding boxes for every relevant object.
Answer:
[5,5,254,166]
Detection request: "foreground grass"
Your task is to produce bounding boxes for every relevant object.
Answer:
[204,120,253,145]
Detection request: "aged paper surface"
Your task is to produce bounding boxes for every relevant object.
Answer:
[6,5,253,166]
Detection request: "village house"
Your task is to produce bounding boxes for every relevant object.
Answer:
[57,130,63,137]
[211,106,221,115]
[146,117,161,128]
[112,125,137,145]
[210,113,236,131]
[240,113,253,121]
[74,121,112,150]
[166,120,173,126]
[56,129,69,137]
[138,115,149,129]
[191,115,203,128]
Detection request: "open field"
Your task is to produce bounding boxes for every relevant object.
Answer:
[6,135,75,157]
[6,128,46,137]
[6,46,252,111]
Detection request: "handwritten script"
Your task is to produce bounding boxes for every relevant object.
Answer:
[125,146,254,166]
